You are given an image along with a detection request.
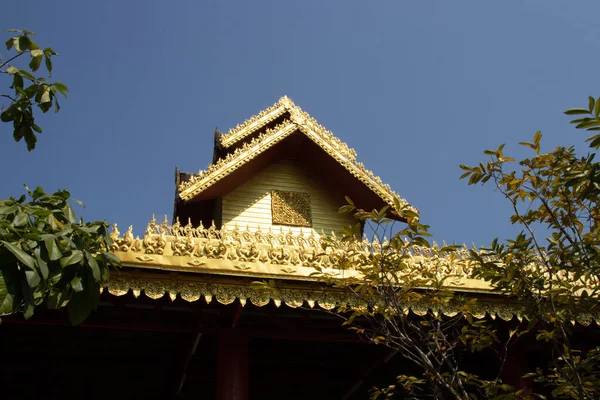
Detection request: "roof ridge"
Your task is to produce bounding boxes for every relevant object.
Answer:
[219,98,287,148]
[179,120,296,197]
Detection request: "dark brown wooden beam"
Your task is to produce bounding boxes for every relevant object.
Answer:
[175,332,203,397]
[216,330,248,400]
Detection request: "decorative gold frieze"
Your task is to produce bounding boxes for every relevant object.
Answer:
[111,218,485,290]
[104,273,534,321]
[110,225,142,253]
[271,190,312,227]
[107,222,600,323]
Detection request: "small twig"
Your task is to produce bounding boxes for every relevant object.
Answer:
[0,94,17,102]
[0,51,25,70]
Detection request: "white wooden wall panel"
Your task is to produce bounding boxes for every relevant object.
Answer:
[222,159,354,235]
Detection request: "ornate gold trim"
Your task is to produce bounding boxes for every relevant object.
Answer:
[179,121,297,199]
[104,272,531,321]
[178,96,416,214]
[108,220,600,324]
[110,218,490,290]
[219,102,287,148]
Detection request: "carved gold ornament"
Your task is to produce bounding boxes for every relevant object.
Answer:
[104,273,535,321]
[111,218,484,287]
[108,218,600,324]
[271,190,312,227]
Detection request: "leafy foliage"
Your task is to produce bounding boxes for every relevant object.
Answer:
[0,186,118,324]
[0,30,117,324]
[457,98,600,399]
[0,29,68,151]
[325,202,516,399]
[326,97,600,398]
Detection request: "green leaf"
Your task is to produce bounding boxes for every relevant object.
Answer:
[0,264,19,316]
[5,37,14,50]
[23,303,34,319]
[17,69,35,81]
[102,251,120,266]
[564,108,591,115]
[13,124,24,142]
[576,119,600,129]
[60,250,84,268]
[23,84,38,99]
[27,37,39,50]
[29,55,42,72]
[39,86,51,104]
[53,82,69,97]
[85,251,101,281]
[0,204,18,215]
[533,130,542,144]
[46,214,58,230]
[44,238,62,261]
[589,135,600,149]
[63,203,76,224]
[16,36,33,52]
[1,241,36,269]
[0,273,13,314]
[34,248,49,280]
[12,74,24,91]
[25,269,40,288]
[0,107,17,123]
[68,273,99,325]
[24,125,37,151]
[44,54,52,74]
[12,211,29,227]
[71,276,83,292]
[72,198,85,208]
[47,291,67,309]
[589,96,595,113]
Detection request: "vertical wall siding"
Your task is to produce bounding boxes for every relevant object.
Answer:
[222,159,354,236]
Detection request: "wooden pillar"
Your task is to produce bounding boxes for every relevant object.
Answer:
[216,330,248,400]
[501,347,533,392]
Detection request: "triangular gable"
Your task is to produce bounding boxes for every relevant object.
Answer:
[177,96,416,216]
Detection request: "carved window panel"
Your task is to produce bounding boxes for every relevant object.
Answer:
[271,190,312,227]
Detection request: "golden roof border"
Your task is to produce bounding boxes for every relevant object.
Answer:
[179,121,297,200]
[104,273,529,322]
[219,100,287,148]
[108,220,600,325]
[180,96,416,213]
[110,218,490,290]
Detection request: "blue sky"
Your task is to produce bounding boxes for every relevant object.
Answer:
[1,1,599,245]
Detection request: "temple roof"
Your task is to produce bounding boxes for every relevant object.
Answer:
[177,96,416,217]
[108,217,530,321]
